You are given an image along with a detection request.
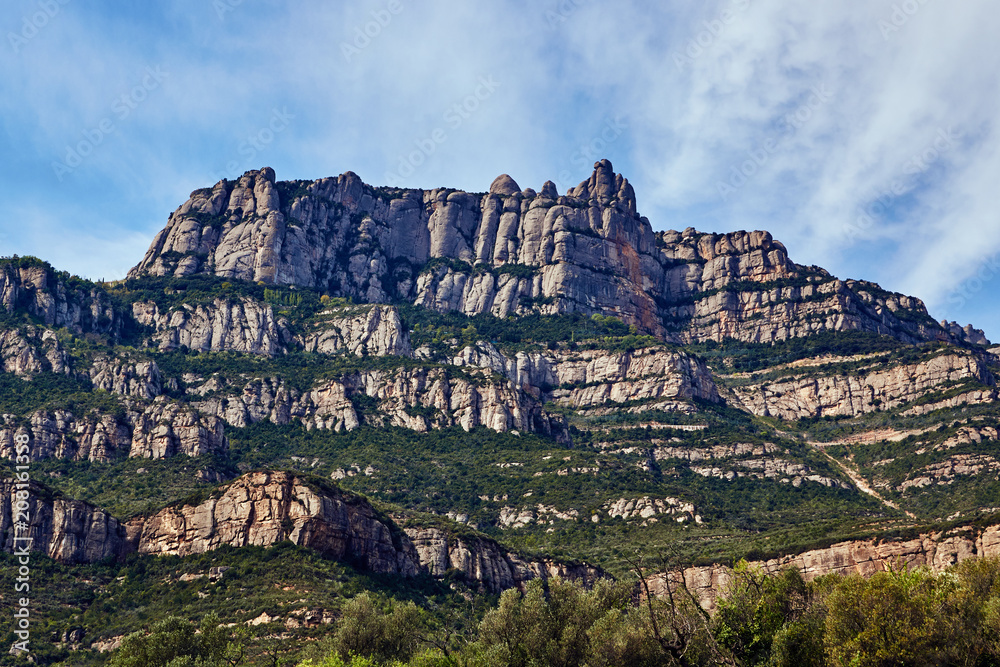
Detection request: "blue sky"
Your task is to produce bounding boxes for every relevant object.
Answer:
[2,0,1000,340]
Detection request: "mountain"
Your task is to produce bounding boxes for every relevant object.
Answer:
[129,161,987,346]
[2,161,1000,664]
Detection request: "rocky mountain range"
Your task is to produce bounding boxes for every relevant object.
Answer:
[2,160,1000,660]
[129,161,988,346]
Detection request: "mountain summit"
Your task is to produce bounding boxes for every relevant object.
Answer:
[130,161,987,347]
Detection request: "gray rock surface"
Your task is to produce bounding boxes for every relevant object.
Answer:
[0,479,126,563]
[0,401,226,463]
[301,305,411,357]
[728,351,995,420]
[132,298,291,356]
[130,163,968,345]
[1,471,600,593]
[1,262,120,336]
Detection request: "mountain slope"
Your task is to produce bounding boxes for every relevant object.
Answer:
[4,160,1000,665]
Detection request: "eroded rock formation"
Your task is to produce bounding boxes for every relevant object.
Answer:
[129,162,978,346]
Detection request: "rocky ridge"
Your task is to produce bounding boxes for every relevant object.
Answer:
[1,260,122,337]
[726,350,995,420]
[0,401,226,463]
[1,471,600,594]
[671,522,1000,612]
[128,162,983,347]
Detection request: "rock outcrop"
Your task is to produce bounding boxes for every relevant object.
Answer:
[128,471,419,575]
[128,163,965,346]
[1,479,126,563]
[404,524,603,593]
[646,440,850,489]
[132,298,292,357]
[0,259,121,337]
[0,401,227,463]
[193,368,567,440]
[0,326,70,377]
[671,522,1000,612]
[1,471,600,594]
[728,351,995,420]
[301,305,411,357]
[941,320,991,347]
[451,343,720,411]
[89,357,163,400]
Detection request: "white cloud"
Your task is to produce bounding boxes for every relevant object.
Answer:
[2,0,999,336]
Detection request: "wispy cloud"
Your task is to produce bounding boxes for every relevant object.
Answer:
[1,0,998,337]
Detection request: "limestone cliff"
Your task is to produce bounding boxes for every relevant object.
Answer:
[0,480,126,563]
[1,471,600,593]
[0,260,121,337]
[0,326,70,377]
[132,298,292,356]
[671,522,1000,612]
[727,350,995,420]
[403,524,603,593]
[451,342,720,411]
[0,400,226,463]
[128,471,418,575]
[301,304,412,357]
[128,162,977,346]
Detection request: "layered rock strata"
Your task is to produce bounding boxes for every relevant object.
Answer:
[129,162,975,346]
[0,480,126,563]
[0,401,226,463]
[0,261,121,337]
[671,522,1000,612]
[728,351,995,420]
[1,471,600,593]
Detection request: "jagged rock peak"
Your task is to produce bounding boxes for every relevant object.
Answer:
[489,174,521,196]
[540,180,558,198]
[568,159,637,215]
[941,320,991,347]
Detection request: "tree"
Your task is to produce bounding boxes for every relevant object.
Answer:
[107,614,246,667]
[328,593,424,665]
[712,563,810,666]
[824,568,950,667]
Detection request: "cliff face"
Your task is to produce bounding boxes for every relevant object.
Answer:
[128,162,976,346]
[302,305,412,357]
[0,401,227,463]
[0,326,70,377]
[1,471,599,593]
[404,525,604,593]
[727,351,996,420]
[672,523,1000,612]
[128,471,418,575]
[0,261,121,337]
[132,298,292,356]
[0,480,126,563]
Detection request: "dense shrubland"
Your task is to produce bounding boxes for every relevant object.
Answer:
[86,557,1000,667]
